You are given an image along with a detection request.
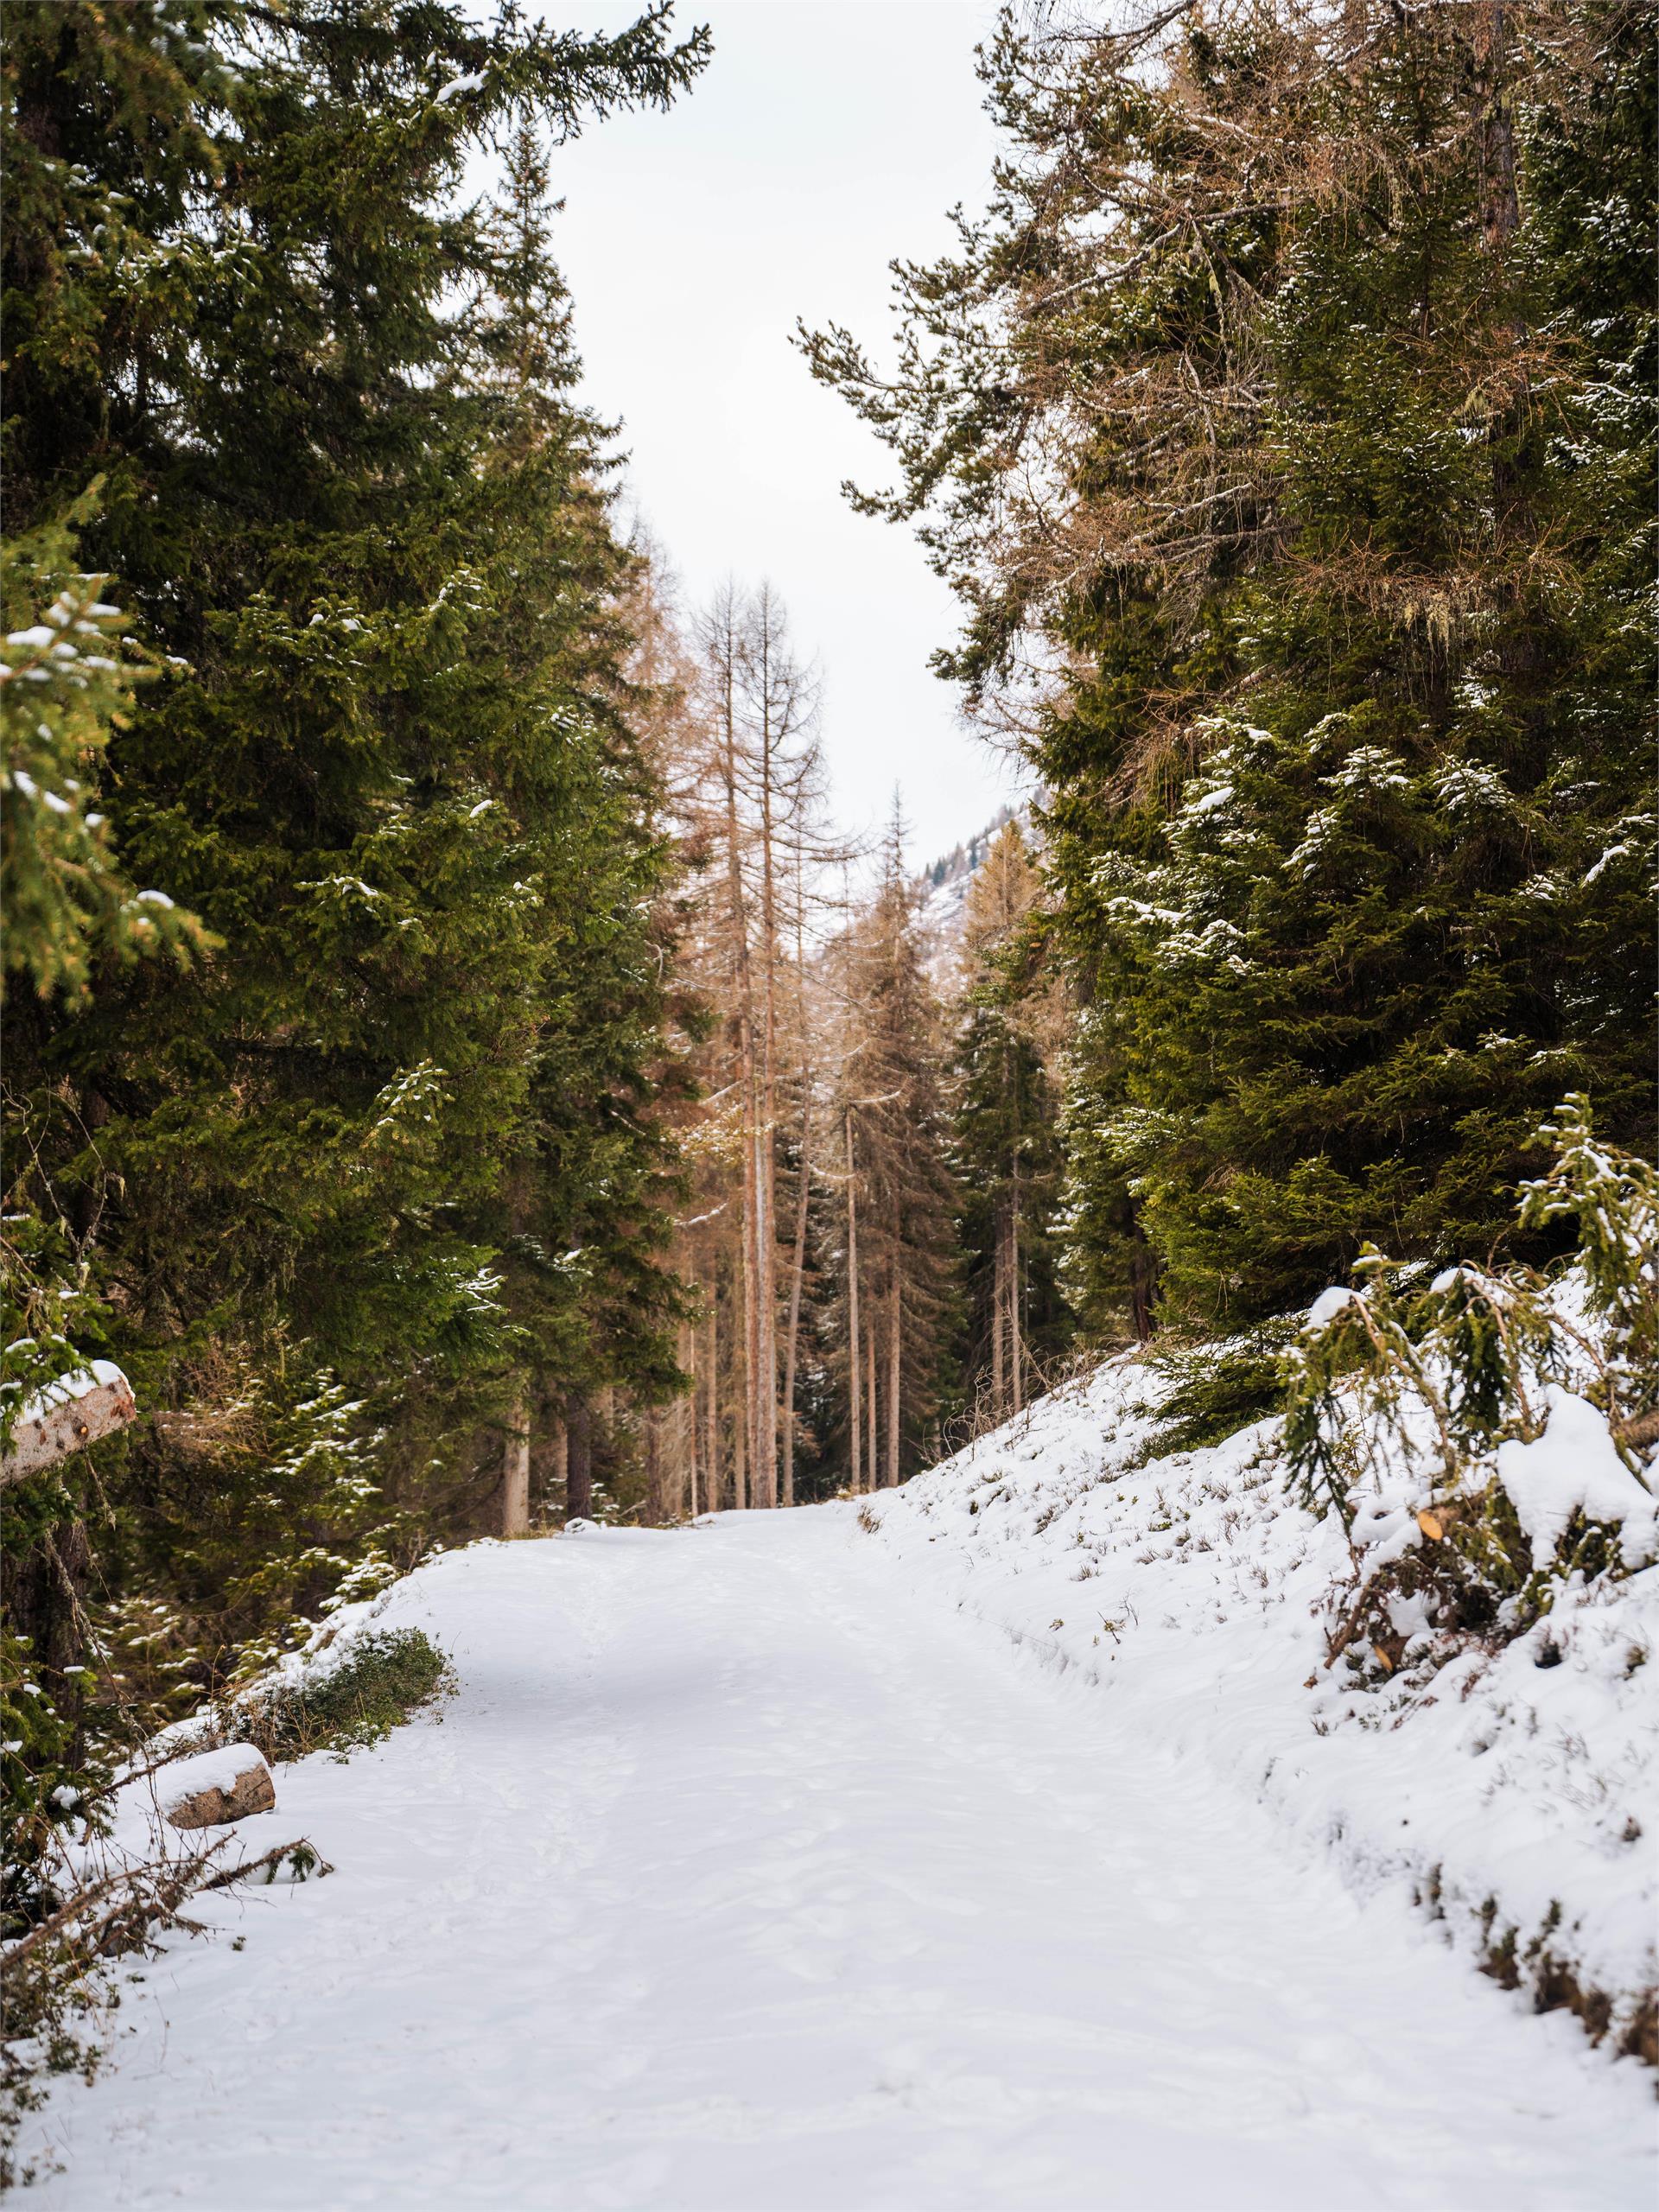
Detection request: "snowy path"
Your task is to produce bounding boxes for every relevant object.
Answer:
[28,1512,1655,2210]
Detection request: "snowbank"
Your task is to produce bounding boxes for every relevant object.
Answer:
[862,1353,1658,2056]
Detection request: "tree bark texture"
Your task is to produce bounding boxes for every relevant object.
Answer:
[846,1107,861,1493]
[702,1300,719,1513]
[565,1396,594,1522]
[885,1266,901,1488]
[499,1383,531,1539]
[866,1319,878,1496]
[781,1120,810,1510]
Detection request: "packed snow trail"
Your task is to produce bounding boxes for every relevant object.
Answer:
[28,1513,1654,2209]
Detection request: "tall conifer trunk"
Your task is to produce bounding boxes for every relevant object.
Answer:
[565,1397,594,1522]
[990,1202,1007,1414]
[645,1410,665,1524]
[499,1386,531,1538]
[702,1299,719,1512]
[531,1389,566,1522]
[10,1523,92,1763]
[733,1368,748,1510]
[866,1319,878,1491]
[499,1169,532,1536]
[677,1322,697,1518]
[1476,1,1521,257]
[846,1106,861,1492]
[1007,1211,1023,1415]
[738,1103,761,1503]
[710,591,765,1512]
[885,1265,902,1487]
[781,1107,810,1509]
[753,610,781,1510]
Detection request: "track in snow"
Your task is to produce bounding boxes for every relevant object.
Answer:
[25,1510,1656,2209]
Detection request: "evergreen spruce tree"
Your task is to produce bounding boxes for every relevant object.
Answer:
[1090,0,1656,1325]
[460,118,693,1535]
[806,0,1656,1341]
[2,2,709,1694]
[948,825,1071,1418]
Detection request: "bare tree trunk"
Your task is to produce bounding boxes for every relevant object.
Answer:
[1008,1180,1023,1417]
[781,1103,810,1509]
[750,583,812,1511]
[565,1397,594,1522]
[734,1372,748,1510]
[677,1322,696,1519]
[885,1263,902,1488]
[739,1067,763,1504]
[1477,0,1520,258]
[702,1297,719,1512]
[990,1203,1007,1415]
[531,1391,566,1521]
[499,1385,531,1538]
[846,1106,861,1494]
[10,1516,93,1758]
[753,1109,777,1507]
[755,696,780,1514]
[713,592,765,1514]
[729,1280,749,1511]
[781,862,813,1510]
[1130,1226,1155,1344]
[645,1409,665,1525]
[866,1317,878,1493]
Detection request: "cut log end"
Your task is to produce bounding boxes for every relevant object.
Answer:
[162,1746,276,1830]
[2,1366,137,1488]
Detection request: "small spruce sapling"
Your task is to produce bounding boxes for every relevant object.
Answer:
[1282,1098,1657,1654]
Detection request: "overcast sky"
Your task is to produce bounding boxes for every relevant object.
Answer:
[539,1,1019,864]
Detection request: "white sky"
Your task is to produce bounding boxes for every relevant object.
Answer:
[538,0,1020,864]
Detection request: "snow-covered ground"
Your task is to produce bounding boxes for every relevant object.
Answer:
[867,1356,1659,2056]
[20,1507,1656,2209]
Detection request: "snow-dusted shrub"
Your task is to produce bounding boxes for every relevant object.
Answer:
[228,1628,450,1764]
[1283,1098,1657,1674]
[1142,1316,1300,1460]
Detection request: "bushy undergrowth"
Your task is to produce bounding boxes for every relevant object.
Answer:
[230,1629,451,1764]
[1141,1318,1300,1461]
[1281,1100,1657,1678]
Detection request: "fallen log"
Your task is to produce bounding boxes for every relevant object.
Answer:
[162,1745,276,1830]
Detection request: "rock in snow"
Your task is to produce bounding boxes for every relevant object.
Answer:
[160,1743,276,1829]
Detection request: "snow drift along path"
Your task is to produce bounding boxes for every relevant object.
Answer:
[26,1512,1655,2211]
